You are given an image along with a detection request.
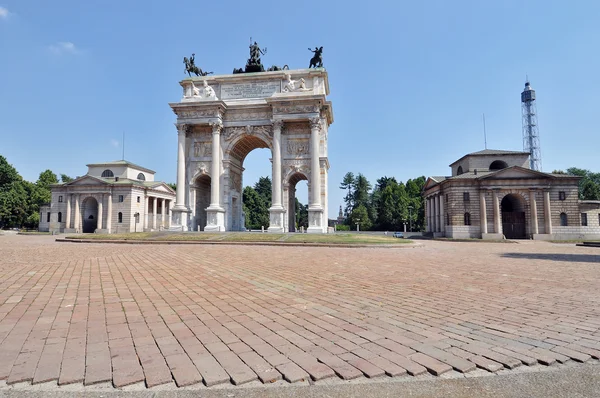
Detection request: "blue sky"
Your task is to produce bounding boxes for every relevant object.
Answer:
[1,0,599,213]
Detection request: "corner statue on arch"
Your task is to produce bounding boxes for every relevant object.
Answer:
[169,41,333,233]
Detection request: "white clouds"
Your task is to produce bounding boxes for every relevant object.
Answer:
[110,139,120,148]
[48,42,79,55]
[0,6,10,19]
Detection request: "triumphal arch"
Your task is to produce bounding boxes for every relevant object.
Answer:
[169,56,333,233]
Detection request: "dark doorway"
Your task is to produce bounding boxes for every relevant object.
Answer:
[501,194,526,239]
[82,197,99,233]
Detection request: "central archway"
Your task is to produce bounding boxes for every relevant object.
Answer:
[501,194,526,239]
[226,133,272,232]
[81,197,98,233]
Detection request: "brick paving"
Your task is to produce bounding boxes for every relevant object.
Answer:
[0,235,599,389]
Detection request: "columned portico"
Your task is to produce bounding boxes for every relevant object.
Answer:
[152,197,158,230]
[162,199,167,229]
[74,194,80,232]
[268,119,285,232]
[480,191,488,235]
[493,189,502,235]
[544,189,552,234]
[205,120,225,232]
[66,194,72,229]
[307,117,324,233]
[144,196,149,230]
[530,190,539,235]
[98,195,103,230]
[106,192,112,233]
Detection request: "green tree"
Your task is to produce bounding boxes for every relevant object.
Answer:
[167,183,177,191]
[566,168,600,200]
[254,177,272,206]
[0,156,29,228]
[294,198,308,229]
[339,172,355,218]
[60,174,74,183]
[350,204,372,231]
[242,186,269,229]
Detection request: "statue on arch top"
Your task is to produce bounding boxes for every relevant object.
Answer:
[184,53,213,77]
[308,46,323,68]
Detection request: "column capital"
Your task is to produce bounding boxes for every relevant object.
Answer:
[309,117,322,131]
[271,119,284,130]
[176,123,189,136]
[209,119,223,134]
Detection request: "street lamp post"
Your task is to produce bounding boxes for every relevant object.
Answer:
[356,218,360,232]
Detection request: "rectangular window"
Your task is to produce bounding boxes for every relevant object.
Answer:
[58,195,63,203]
[47,212,51,222]
[137,196,140,203]
[559,191,566,200]
[581,213,588,226]
[119,195,124,202]
[463,192,470,202]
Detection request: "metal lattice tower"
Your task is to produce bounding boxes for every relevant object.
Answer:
[521,80,542,171]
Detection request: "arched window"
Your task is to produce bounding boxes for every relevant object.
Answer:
[560,212,568,226]
[446,213,450,226]
[58,212,62,223]
[464,212,471,226]
[137,173,145,181]
[101,169,114,178]
[489,160,509,171]
[457,166,464,175]
[118,212,123,223]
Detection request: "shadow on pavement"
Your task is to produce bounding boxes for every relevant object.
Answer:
[502,252,600,263]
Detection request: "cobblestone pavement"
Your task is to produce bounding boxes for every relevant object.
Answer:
[0,235,599,389]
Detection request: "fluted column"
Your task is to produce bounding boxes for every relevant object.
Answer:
[106,192,112,233]
[268,120,285,233]
[493,189,502,235]
[167,200,172,229]
[426,198,431,232]
[175,124,187,209]
[309,118,321,207]
[209,121,221,207]
[66,194,72,229]
[530,190,539,235]
[98,195,103,230]
[432,195,437,233]
[307,117,324,233]
[205,120,225,231]
[73,194,80,232]
[152,197,158,230]
[544,189,552,235]
[480,191,488,235]
[162,199,166,229]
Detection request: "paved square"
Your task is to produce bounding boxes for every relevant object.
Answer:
[0,235,599,389]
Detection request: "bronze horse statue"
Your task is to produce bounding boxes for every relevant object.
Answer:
[184,53,212,77]
[308,47,323,68]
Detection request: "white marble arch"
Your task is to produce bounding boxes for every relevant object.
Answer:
[169,68,333,233]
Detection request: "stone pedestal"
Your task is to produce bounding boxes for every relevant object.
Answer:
[307,207,324,234]
[171,207,190,231]
[204,206,225,232]
[268,207,285,233]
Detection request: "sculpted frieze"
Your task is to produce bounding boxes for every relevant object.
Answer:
[223,124,273,142]
[273,104,320,114]
[225,110,272,121]
[282,122,309,135]
[193,141,212,157]
[286,139,309,156]
[177,109,215,119]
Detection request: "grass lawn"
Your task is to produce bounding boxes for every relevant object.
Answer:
[63,232,412,245]
[286,233,411,244]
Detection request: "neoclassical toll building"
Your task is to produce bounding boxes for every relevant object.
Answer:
[39,160,176,234]
[169,69,333,233]
[424,150,600,240]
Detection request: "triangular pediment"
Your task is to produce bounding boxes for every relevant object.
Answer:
[480,166,554,180]
[147,182,176,194]
[423,177,444,191]
[64,175,110,186]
